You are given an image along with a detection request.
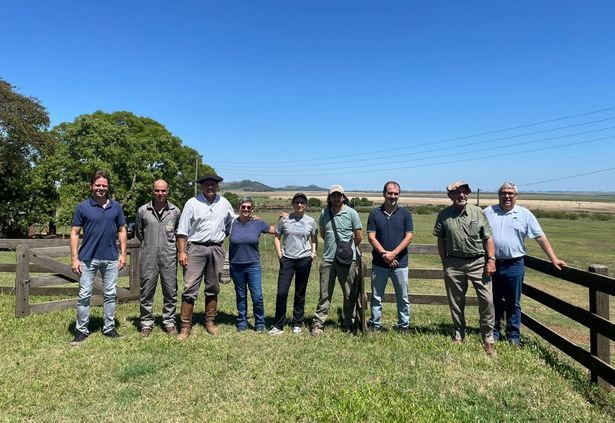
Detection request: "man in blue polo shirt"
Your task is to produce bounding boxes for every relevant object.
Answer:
[367,181,414,333]
[69,170,127,345]
[484,182,566,346]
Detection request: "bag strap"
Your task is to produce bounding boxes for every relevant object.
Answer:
[328,207,342,245]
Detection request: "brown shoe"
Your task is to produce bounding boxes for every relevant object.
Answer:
[165,325,178,335]
[177,301,194,341]
[139,327,152,337]
[484,342,497,356]
[204,296,219,335]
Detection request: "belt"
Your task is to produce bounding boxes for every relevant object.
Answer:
[190,241,223,247]
[496,257,523,264]
[450,255,484,260]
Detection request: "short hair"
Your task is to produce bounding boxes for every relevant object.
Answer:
[498,182,518,195]
[90,170,109,185]
[382,181,401,195]
[238,196,254,208]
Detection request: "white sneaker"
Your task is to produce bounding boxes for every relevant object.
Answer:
[268,327,284,336]
[292,326,302,334]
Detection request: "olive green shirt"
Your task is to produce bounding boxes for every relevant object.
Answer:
[433,204,492,257]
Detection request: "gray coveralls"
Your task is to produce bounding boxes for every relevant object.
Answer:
[135,201,181,329]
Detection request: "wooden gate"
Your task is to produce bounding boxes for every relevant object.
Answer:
[10,239,140,317]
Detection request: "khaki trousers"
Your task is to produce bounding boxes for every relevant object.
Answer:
[443,256,494,343]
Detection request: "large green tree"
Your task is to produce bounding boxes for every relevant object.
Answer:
[0,79,57,237]
[51,111,214,224]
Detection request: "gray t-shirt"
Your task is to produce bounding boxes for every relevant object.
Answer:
[276,214,317,259]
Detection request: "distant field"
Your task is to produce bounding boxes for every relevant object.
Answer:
[228,190,615,214]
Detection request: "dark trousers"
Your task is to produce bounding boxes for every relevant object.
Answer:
[493,257,525,342]
[272,256,313,329]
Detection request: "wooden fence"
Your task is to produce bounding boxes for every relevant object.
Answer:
[357,243,614,389]
[1,239,140,317]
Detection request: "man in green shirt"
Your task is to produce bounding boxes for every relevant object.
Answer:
[433,181,497,356]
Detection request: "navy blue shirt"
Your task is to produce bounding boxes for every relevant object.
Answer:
[229,219,271,264]
[367,205,414,268]
[72,198,126,261]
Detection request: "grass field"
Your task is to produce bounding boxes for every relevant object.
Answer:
[0,211,614,421]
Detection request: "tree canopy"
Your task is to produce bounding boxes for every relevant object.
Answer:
[0,79,56,237]
[51,111,214,224]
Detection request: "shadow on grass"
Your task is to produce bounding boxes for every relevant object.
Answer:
[524,337,615,417]
[66,316,121,335]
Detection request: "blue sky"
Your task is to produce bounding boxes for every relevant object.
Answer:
[3,1,615,192]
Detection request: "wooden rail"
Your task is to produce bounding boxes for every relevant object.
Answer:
[357,243,614,388]
[2,239,141,317]
[356,243,479,333]
[523,256,613,389]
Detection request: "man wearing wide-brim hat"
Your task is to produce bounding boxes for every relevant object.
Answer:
[432,180,497,356]
[176,174,234,339]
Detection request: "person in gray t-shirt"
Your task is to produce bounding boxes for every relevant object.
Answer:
[269,193,318,336]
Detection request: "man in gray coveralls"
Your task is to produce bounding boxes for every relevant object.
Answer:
[135,179,181,336]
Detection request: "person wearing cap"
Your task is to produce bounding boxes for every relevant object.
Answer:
[269,193,318,336]
[135,179,182,337]
[367,181,414,333]
[483,182,567,347]
[228,196,275,333]
[176,174,234,339]
[433,181,497,356]
[311,184,363,336]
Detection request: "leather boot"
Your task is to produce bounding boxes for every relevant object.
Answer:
[177,301,194,341]
[204,296,218,335]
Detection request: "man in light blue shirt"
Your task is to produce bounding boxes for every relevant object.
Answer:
[484,182,566,346]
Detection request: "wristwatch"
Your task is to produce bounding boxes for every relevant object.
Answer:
[487,256,496,261]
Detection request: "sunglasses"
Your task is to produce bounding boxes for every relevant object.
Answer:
[240,205,253,211]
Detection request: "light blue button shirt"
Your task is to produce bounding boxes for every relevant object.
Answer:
[483,204,544,259]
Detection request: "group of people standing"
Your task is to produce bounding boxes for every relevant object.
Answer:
[69,171,566,357]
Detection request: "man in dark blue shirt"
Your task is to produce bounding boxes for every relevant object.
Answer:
[69,170,127,345]
[367,181,414,332]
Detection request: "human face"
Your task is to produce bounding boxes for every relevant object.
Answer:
[329,192,344,208]
[90,177,108,199]
[152,180,169,204]
[448,187,469,209]
[384,183,400,207]
[498,189,518,212]
[292,198,306,214]
[200,179,218,199]
[239,202,253,217]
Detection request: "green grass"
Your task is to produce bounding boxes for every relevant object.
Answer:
[0,211,614,421]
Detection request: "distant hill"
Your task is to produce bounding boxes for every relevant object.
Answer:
[220,180,327,192]
[220,180,275,191]
[280,184,328,192]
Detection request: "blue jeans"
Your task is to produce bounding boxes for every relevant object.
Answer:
[492,257,525,343]
[369,264,410,329]
[230,261,265,330]
[76,259,119,335]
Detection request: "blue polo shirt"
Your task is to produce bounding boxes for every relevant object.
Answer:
[229,219,271,264]
[367,205,414,268]
[483,204,544,259]
[72,198,126,261]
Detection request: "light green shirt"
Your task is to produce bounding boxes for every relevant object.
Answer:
[433,204,492,257]
[319,205,362,263]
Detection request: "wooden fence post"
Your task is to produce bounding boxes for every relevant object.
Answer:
[588,264,611,389]
[129,242,141,297]
[15,245,30,317]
